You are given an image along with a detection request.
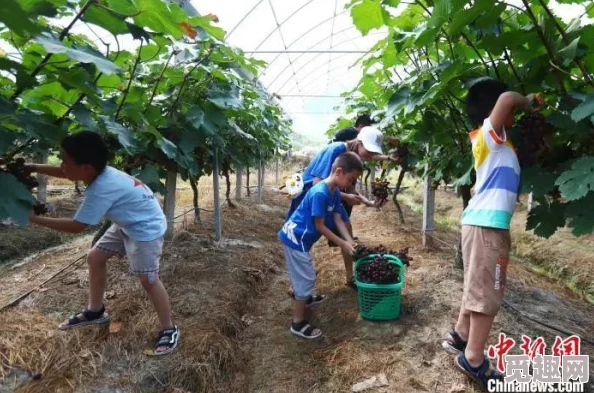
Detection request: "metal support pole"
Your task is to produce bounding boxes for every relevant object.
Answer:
[36,152,48,203]
[422,174,436,247]
[235,167,242,201]
[213,149,221,241]
[275,156,279,186]
[257,159,263,204]
[164,169,177,240]
[527,192,534,212]
[369,165,376,192]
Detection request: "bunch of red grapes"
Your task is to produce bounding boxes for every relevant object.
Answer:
[0,157,48,215]
[371,178,390,202]
[516,113,551,167]
[356,255,401,284]
[354,244,412,266]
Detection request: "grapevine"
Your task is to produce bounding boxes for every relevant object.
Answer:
[0,157,48,215]
[356,255,401,284]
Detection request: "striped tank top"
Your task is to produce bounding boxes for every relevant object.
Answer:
[461,118,520,230]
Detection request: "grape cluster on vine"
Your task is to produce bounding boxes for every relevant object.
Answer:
[0,157,48,215]
[356,255,401,284]
[354,244,412,266]
[515,113,552,167]
[371,178,390,203]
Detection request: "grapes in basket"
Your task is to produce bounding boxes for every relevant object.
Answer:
[356,255,401,285]
[354,244,412,267]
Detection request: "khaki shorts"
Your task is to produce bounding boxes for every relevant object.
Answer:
[461,225,511,316]
[94,224,163,284]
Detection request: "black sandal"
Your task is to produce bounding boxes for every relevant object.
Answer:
[58,306,110,330]
[290,320,322,339]
[149,325,180,356]
[441,329,467,355]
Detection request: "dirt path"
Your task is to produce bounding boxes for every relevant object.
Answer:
[240,201,594,393]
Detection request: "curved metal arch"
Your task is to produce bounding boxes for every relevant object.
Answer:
[282,62,360,98]
[263,26,356,87]
[271,32,387,93]
[225,0,265,40]
[253,0,322,51]
[273,51,356,95]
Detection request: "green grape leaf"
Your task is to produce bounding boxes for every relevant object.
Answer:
[350,0,386,36]
[428,0,452,29]
[0,0,41,36]
[34,33,121,75]
[521,166,557,197]
[186,105,205,131]
[557,36,580,66]
[58,66,100,99]
[555,157,594,201]
[131,0,184,39]
[83,3,128,35]
[156,137,178,160]
[126,23,152,42]
[71,104,99,131]
[100,116,140,153]
[0,173,36,226]
[526,201,566,238]
[134,164,164,194]
[0,97,17,118]
[0,126,24,155]
[570,94,594,122]
[207,86,243,109]
[448,0,493,36]
[564,193,594,236]
[17,114,67,142]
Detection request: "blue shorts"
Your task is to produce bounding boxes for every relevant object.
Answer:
[283,245,315,301]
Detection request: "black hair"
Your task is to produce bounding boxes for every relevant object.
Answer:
[466,78,509,126]
[355,114,372,128]
[61,131,108,173]
[332,152,364,174]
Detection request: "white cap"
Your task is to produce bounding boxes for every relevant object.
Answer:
[357,126,384,155]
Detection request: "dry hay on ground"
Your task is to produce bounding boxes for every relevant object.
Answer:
[239,200,594,393]
[0,192,287,393]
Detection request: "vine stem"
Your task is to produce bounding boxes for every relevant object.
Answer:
[535,0,594,89]
[115,41,144,120]
[10,0,95,100]
[520,0,572,95]
[144,50,178,113]
[170,48,213,114]
[498,23,525,94]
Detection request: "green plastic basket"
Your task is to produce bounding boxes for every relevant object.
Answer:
[354,254,405,321]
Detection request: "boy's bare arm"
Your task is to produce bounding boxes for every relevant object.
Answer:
[490,92,541,133]
[27,164,68,178]
[315,217,354,255]
[333,213,353,243]
[29,215,88,233]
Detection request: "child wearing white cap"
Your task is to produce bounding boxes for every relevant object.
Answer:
[285,126,395,289]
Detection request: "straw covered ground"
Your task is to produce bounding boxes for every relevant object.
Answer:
[1,177,593,393]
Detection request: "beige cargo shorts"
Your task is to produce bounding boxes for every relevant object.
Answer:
[461,225,511,316]
[94,224,163,284]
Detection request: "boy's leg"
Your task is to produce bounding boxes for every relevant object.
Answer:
[127,235,178,354]
[456,226,510,386]
[283,245,322,338]
[87,247,113,311]
[125,235,173,330]
[58,225,123,329]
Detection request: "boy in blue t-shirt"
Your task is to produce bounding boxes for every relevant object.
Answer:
[27,131,179,356]
[287,127,394,290]
[279,152,364,339]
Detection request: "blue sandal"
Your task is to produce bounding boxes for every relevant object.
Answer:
[455,353,504,390]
